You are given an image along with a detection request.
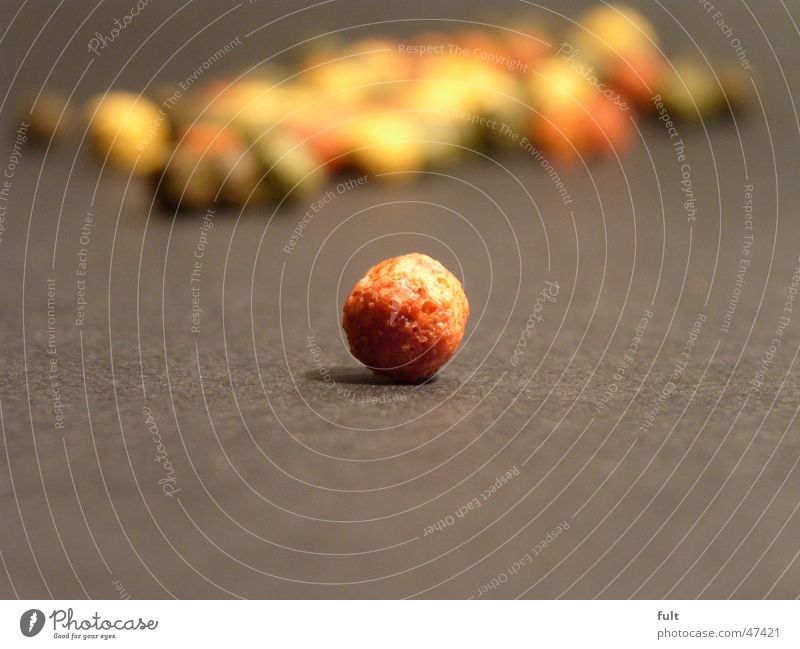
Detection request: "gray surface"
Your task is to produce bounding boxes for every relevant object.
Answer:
[1,0,800,599]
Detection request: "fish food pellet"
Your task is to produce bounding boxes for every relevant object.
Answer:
[342,253,469,382]
[85,91,170,175]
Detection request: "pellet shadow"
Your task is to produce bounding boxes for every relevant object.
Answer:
[304,366,438,386]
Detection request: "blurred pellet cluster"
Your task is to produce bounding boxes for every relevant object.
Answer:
[26,4,751,211]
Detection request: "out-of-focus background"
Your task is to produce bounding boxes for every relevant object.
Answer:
[1,0,799,599]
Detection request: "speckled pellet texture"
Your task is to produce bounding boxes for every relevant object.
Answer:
[342,253,469,382]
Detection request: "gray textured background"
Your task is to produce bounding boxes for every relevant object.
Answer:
[0,0,799,599]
